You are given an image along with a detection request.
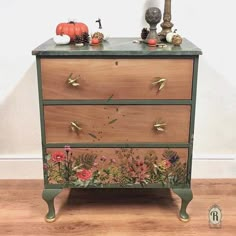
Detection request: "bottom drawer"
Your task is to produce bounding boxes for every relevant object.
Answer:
[44,147,188,187]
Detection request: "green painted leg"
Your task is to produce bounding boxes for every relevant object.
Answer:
[172,188,193,222]
[42,189,62,223]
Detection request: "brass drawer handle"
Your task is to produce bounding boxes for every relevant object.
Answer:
[70,121,82,133]
[152,77,167,92]
[154,120,167,132]
[67,73,80,87]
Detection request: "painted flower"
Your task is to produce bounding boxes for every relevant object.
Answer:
[43,163,48,170]
[168,155,179,164]
[100,156,107,161]
[51,151,66,163]
[76,169,92,181]
[64,145,71,152]
[161,160,172,169]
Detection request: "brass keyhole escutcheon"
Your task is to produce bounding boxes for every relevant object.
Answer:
[115,61,119,66]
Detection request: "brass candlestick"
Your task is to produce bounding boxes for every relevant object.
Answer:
[159,0,174,41]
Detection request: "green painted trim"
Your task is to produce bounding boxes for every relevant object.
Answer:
[187,56,200,187]
[172,188,193,221]
[43,100,192,105]
[36,55,196,60]
[42,189,62,221]
[45,143,190,148]
[36,58,48,186]
[36,58,45,146]
[32,38,202,56]
[45,183,189,189]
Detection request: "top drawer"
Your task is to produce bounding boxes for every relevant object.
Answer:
[40,59,193,100]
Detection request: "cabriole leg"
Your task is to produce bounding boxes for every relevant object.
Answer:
[172,188,193,222]
[42,189,62,223]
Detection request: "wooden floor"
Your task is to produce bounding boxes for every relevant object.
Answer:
[0,180,235,236]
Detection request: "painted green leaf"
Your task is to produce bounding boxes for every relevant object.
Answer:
[45,154,51,161]
[108,119,117,124]
[107,94,114,102]
[88,133,97,139]
[84,180,90,188]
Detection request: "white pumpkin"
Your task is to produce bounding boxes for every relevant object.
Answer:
[53,34,70,45]
[166,30,178,43]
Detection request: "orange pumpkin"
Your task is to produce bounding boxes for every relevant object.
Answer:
[56,21,88,42]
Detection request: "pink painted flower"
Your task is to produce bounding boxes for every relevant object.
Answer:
[64,145,71,152]
[51,151,66,163]
[43,163,48,170]
[76,169,92,181]
[161,160,172,169]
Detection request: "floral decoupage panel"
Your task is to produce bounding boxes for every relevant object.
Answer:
[44,147,188,187]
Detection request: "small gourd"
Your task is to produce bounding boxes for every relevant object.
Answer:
[53,34,70,45]
[166,29,178,43]
[172,34,183,46]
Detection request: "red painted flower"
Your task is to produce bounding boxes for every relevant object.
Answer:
[162,160,172,169]
[51,151,66,163]
[76,169,92,181]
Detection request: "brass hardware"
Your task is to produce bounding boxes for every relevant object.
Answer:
[152,77,166,92]
[70,121,82,133]
[179,216,190,223]
[67,73,80,87]
[45,217,56,223]
[154,120,167,132]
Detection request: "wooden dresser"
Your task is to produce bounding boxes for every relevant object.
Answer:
[32,38,202,222]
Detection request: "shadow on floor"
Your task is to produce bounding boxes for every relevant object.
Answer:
[56,188,179,216]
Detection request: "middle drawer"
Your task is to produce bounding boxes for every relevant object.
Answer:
[44,105,190,144]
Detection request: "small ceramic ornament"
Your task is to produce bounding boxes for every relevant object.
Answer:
[93,18,109,41]
[91,38,100,45]
[166,29,178,43]
[53,34,70,45]
[92,32,104,42]
[148,38,157,46]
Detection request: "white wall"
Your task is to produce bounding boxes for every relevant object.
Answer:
[0,0,236,178]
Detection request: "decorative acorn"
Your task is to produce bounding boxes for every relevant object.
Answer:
[92,32,104,42]
[74,35,83,44]
[82,32,90,44]
[75,32,90,45]
[141,28,149,40]
[172,34,183,46]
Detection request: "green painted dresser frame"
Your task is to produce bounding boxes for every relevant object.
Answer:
[32,38,202,223]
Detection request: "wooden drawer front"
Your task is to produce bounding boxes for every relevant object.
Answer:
[41,59,193,100]
[44,105,190,143]
[45,147,188,187]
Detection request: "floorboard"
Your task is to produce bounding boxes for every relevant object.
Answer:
[0,179,235,236]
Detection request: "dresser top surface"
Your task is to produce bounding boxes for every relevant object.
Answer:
[32,37,202,57]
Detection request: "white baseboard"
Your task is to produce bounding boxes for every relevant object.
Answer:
[0,154,235,179]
